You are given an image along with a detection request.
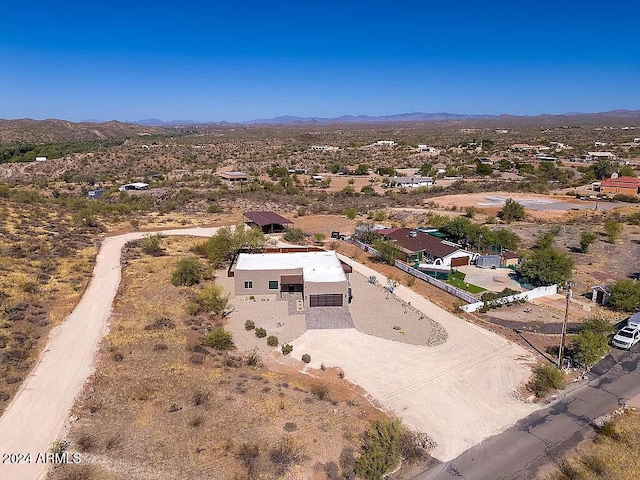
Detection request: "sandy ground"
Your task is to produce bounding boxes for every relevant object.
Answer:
[291,255,540,462]
[455,264,525,292]
[0,227,223,480]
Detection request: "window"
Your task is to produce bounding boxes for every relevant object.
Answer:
[268,281,278,290]
[244,281,253,289]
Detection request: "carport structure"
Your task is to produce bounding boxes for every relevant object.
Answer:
[244,211,293,233]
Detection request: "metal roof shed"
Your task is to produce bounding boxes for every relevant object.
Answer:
[244,211,293,233]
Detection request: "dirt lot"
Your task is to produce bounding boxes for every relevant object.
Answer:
[48,237,387,480]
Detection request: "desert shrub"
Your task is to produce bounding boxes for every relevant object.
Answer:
[343,207,358,219]
[579,231,597,253]
[171,257,202,286]
[310,383,329,400]
[192,390,209,407]
[139,234,164,256]
[595,420,622,442]
[207,203,222,213]
[355,419,404,480]
[50,439,69,455]
[499,198,525,222]
[245,348,262,367]
[196,284,230,317]
[604,219,622,243]
[255,327,267,338]
[627,211,640,225]
[112,352,124,362]
[608,278,640,312]
[528,364,565,397]
[283,422,298,432]
[203,327,234,350]
[75,432,96,452]
[400,431,432,464]
[281,344,293,355]
[189,416,204,428]
[283,227,306,243]
[269,436,303,475]
[187,303,200,315]
[189,353,204,364]
[267,335,279,347]
[301,353,311,363]
[244,320,256,330]
[144,316,175,330]
[237,443,260,478]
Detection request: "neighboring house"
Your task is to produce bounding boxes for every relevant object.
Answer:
[385,176,434,188]
[600,176,640,196]
[477,157,494,165]
[231,251,349,308]
[417,145,439,154]
[591,286,610,306]
[35,156,47,162]
[87,189,108,199]
[382,228,477,267]
[218,171,248,182]
[310,146,339,152]
[375,140,396,147]
[587,151,617,160]
[501,251,520,267]
[118,182,149,191]
[244,211,293,233]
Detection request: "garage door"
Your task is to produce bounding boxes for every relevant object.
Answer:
[309,294,344,307]
[451,256,470,267]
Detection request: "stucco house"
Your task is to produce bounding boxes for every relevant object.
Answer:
[231,251,349,308]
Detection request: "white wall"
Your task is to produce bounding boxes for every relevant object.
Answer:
[460,285,558,313]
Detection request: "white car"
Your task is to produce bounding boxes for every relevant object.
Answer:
[612,326,640,350]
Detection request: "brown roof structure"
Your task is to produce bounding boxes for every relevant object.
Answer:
[244,211,293,227]
[502,251,519,259]
[600,176,640,189]
[384,228,459,257]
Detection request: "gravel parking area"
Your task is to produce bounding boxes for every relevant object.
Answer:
[349,271,447,346]
[455,265,525,292]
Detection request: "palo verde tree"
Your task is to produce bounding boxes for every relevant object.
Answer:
[608,279,640,312]
[499,198,526,223]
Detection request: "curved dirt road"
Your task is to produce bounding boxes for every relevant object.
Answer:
[0,227,220,480]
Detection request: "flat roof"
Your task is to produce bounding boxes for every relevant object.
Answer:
[236,251,347,283]
[244,211,293,227]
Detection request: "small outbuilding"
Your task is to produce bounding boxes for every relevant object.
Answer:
[591,286,610,305]
[118,182,149,191]
[88,189,108,199]
[244,211,293,234]
[476,255,501,269]
[501,251,520,267]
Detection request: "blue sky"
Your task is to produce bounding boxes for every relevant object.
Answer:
[1,1,639,122]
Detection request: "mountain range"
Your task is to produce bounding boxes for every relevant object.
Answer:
[129,110,640,127]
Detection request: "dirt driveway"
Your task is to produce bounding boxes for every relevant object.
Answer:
[0,227,222,480]
[291,255,539,462]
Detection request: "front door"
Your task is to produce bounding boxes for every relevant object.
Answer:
[288,284,295,293]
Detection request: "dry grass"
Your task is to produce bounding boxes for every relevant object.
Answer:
[52,239,386,480]
[0,200,96,414]
[545,410,640,480]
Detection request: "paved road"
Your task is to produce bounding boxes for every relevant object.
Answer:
[411,347,640,480]
[0,227,220,480]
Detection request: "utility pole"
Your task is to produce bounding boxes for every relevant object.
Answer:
[558,284,573,369]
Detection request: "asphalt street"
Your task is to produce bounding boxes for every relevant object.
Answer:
[410,346,640,480]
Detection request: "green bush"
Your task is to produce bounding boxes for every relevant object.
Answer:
[301,353,311,363]
[580,231,597,253]
[187,303,200,315]
[196,284,229,317]
[267,335,279,347]
[283,228,306,243]
[138,234,164,256]
[355,419,404,480]
[528,364,565,397]
[203,327,234,350]
[281,344,293,355]
[609,279,640,312]
[255,327,267,338]
[244,320,255,330]
[171,258,202,286]
[499,198,526,222]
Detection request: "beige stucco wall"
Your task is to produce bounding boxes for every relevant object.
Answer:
[234,267,302,296]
